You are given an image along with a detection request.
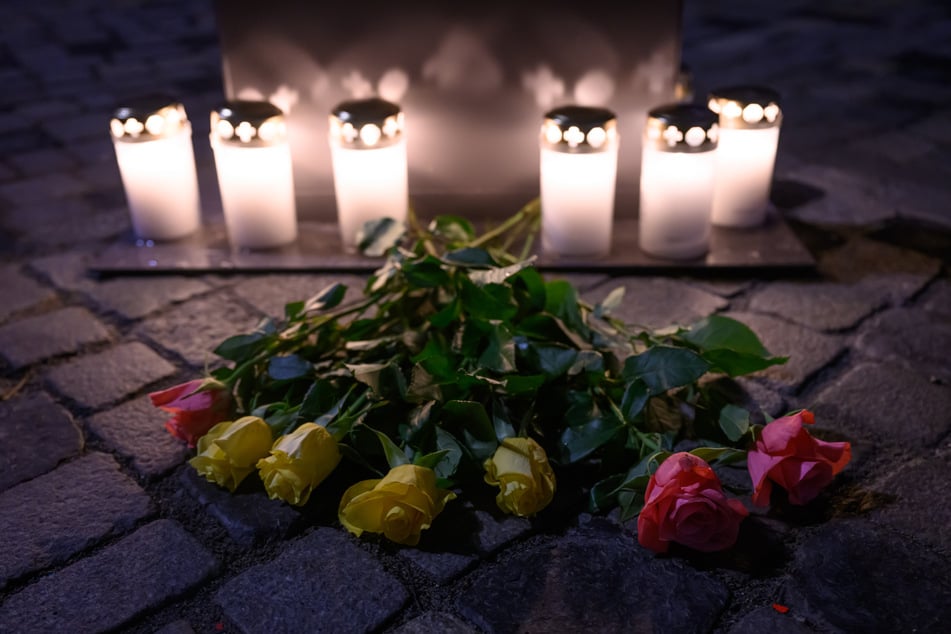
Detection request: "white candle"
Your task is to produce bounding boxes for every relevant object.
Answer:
[329,98,408,252]
[210,101,297,249]
[709,86,782,227]
[110,99,201,241]
[638,104,719,260]
[539,106,618,256]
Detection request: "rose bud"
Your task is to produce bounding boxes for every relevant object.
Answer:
[150,378,231,447]
[483,437,556,517]
[257,423,342,506]
[189,416,273,492]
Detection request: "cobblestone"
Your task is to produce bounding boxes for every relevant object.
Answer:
[231,273,370,318]
[855,307,951,383]
[584,277,728,330]
[46,341,177,409]
[747,280,889,332]
[0,306,111,369]
[919,279,951,318]
[216,528,408,633]
[391,612,477,633]
[728,607,814,634]
[0,520,217,632]
[0,452,152,589]
[456,521,730,633]
[0,264,56,324]
[87,395,189,478]
[0,392,83,493]
[812,361,951,449]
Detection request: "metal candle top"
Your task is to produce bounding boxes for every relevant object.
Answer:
[330,98,404,150]
[110,97,189,142]
[708,86,782,130]
[211,101,288,146]
[644,104,719,153]
[540,105,618,154]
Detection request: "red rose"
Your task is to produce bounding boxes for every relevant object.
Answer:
[637,452,748,554]
[747,410,851,507]
[149,379,231,447]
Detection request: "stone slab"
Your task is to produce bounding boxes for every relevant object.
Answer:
[0,520,217,632]
[0,391,83,493]
[782,520,951,632]
[747,280,889,332]
[391,612,477,634]
[812,361,951,449]
[456,521,729,633]
[231,273,370,319]
[46,341,177,409]
[0,265,56,324]
[87,395,190,478]
[134,293,261,367]
[725,312,845,391]
[89,276,214,320]
[0,306,111,369]
[918,279,951,318]
[728,606,815,634]
[0,452,152,589]
[855,307,951,383]
[817,237,941,286]
[216,527,408,633]
[584,277,728,330]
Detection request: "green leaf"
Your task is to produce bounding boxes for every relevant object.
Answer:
[568,350,604,376]
[511,267,547,313]
[468,258,536,286]
[503,374,546,395]
[403,258,452,288]
[459,278,517,321]
[527,343,578,378]
[719,404,751,442]
[702,349,788,377]
[413,449,452,471]
[620,380,649,421]
[589,474,626,512]
[434,427,465,479]
[213,332,267,362]
[478,322,517,374]
[622,346,710,394]
[358,217,405,257]
[688,446,748,466]
[442,400,496,443]
[429,215,475,244]
[373,429,410,468]
[683,315,769,356]
[303,283,347,313]
[544,280,589,339]
[267,354,312,381]
[558,416,623,463]
[346,362,406,399]
[444,247,497,267]
[284,300,305,320]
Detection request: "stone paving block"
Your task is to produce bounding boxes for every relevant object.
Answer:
[46,341,177,409]
[818,236,941,286]
[781,520,951,632]
[0,392,83,493]
[728,606,815,634]
[456,521,729,633]
[686,279,753,298]
[0,520,217,632]
[0,171,87,206]
[135,293,261,367]
[231,273,369,319]
[216,527,408,633]
[811,362,951,449]
[88,395,189,478]
[180,467,299,547]
[849,129,935,163]
[89,276,214,320]
[778,164,899,226]
[918,278,951,318]
[0,306,111,369]
[747,280,889,332]
[870,449,951,554]
[584,277,728,330]
[391,612,477,634]
[0,264,56,324]
[724,312,845,391]
[0,452,152,589]
[3,198,131,246]
[154,620,196,634]
[28,251,96,292]
[5,147,77,176]
[855,307,951,382]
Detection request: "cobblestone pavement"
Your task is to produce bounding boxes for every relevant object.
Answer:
[2,0,951,632]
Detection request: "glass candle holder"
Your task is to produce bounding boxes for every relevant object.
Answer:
[210,101,298,250]
[639,104,719,260]
[329,98,408,252]
[539,105,619,256]
[708,86,782,227]
[110,97,201,241]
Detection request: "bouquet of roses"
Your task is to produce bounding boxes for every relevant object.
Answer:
[151,202,850,552]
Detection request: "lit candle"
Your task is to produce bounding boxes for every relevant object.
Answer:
[110,97,201,241]
[210,101,297,249]
[708,86,782,227]
[539,106,618,256]
[638,104,719,260]
[329,98,408,252]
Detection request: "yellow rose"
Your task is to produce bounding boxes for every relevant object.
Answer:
[257,423,341,506]
[338,464,456,546]
[189,416,272,492]
[484,437,556,517]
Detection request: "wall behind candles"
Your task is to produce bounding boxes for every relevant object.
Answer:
[214,0,682,220]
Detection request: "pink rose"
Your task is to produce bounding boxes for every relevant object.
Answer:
[149,379,231,447]
[638,452,748,554]
[747,410,851,507]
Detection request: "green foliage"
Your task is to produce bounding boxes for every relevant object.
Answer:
[205,200,785,515]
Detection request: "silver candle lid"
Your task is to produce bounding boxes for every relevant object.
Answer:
[540,105,618,153]
[110,96,189,142]
[211,101,288,146]
[644,104,719,153]
[708,86,782,129]
[330,98,404,149]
